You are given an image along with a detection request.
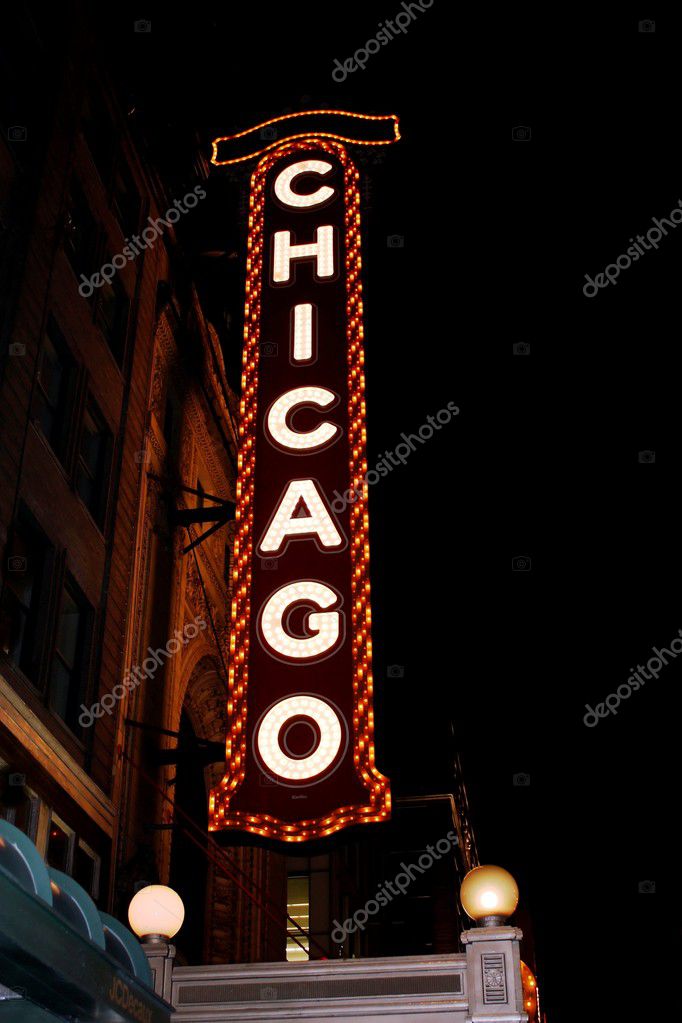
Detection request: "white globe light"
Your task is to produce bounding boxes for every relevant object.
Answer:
[128,884,185,940]
[460,865,519,925]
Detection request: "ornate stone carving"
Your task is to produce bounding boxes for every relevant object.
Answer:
[481,953,507,1005]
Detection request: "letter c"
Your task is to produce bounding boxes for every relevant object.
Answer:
[274,159,335,209]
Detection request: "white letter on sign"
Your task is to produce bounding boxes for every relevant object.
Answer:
[259,479,344,555]
[255,695,343,782]
[265,386,340,452]
[259,581,342,660]
[273,159,335,209]
[272,226,335,283]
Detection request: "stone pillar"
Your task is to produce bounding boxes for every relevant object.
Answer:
[142,941,176,1003]
[461,926,528,1023]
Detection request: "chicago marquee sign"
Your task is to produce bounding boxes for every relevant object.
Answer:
[209,112,399,841]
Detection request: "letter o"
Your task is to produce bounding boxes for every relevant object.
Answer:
[255,694,344,781]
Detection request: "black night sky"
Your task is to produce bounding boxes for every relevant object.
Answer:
[79,3,679,1019]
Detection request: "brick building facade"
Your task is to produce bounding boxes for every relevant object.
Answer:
[0,5,479,970]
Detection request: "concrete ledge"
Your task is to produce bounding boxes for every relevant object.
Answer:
[172,954,468,1022]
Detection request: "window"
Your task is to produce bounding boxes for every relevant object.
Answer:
[163,386,182,459]
[73,839,100,899]
[95,265,129,365]
[1,513,53,684]
[46,814,74,873]
[63,179,98,282]
[0,770,39,843]
[76,398,112,528]
[111,160,141,237]
[286,874,310,961]
[48,576,93,733]
[82,93,115,189]
[33,318,76,463]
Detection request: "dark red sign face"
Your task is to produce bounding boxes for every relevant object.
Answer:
[210,140,390,842]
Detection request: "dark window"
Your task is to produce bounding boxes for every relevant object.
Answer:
[0,776,39,842]
[76,399,112,528]
[46,817,72,872]
[95,266,129,365]
[82,94,115,189]
[111,160,141,237]
[48,576,93,734]
[73,842,99,898]
[63,179,98,282]
[33,318,75,463]
[163,386,181,457]
[1,515,53,684]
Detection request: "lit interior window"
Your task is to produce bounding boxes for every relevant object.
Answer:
[286,874,310,961]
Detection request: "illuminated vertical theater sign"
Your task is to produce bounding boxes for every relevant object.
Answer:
[209,112,399,841]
